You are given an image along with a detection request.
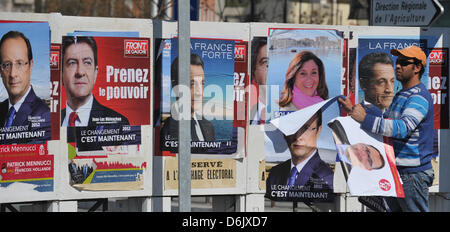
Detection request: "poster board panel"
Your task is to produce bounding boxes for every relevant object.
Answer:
[352,26,447,192]
[57,15,153,200]
[0,17,60,203]
[153,21,248,196]
[247,23,351,195]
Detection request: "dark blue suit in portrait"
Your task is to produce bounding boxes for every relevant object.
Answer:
[61,97,129,127]
[265,151,334,202]
[0,86,51,144]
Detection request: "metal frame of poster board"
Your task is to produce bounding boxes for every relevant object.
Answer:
[248,22,353,210]
[152,20,248,199]
[350,26,450,193]
[0,13,59,205]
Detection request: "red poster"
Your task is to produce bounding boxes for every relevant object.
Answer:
[233,41,248,128]
[0,155,53,182]
[50,44,61,139]
[60,37,151,126]
[428,48,449,129]
[0,143,48,158]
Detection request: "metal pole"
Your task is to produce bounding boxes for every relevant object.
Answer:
[177,0,191,212]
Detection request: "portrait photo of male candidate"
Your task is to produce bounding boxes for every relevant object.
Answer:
[0,30,51,144]
[61,36,129,127]
[328,115,402,198]
[358,52,395,114]
[249,37,268,124]
[160,53,215,143]
[265,110,334,201]
[329,119,384,173]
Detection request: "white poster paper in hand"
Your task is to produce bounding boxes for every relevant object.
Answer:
[328,116,404,197]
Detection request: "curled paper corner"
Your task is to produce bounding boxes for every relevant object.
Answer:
[269,97,340,136]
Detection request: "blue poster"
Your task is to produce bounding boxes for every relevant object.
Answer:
[159,38,237,154]
[357,37,439,105]
[266,29,344,122]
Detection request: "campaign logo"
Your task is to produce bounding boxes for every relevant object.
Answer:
[164,42,171,50]
[234,45,246,62]
[50,50,60,70]
[124,39,149,58]
[379,179,391,191]
[429,49,447,65]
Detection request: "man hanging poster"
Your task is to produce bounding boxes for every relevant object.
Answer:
[357,37,447,129]
[357,36,445,189]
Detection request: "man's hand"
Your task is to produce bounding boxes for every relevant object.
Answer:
[350,104,366,123]
[338,96,366,123]
[338,96,353,113]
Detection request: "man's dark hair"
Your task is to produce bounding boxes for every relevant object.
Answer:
[170,53,204,87]
[0,30,33,62]
[250,37,267,80]
[284,109,322,143]
[358,52,393,90]
[62,36,98,66]
[412,57,426,77]
[309,109,322,128]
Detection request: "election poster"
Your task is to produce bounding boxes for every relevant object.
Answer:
[428,48,449,129]
[232,40,249,128]
[0,22,52,145]
[357,36,447,129]
[249,36,268,124]
[68,156,146,191]
[60,35,150,191]
[164,157,236,190]
[263,28,344,202]
[0,144,53,192]
[60,36,151,126]
[0,22,55,193]
[50,44,61,140]
[328,116,404,197]
[265,98,340,202]
[357,37,445,188]
[265,96,404,203]
[158,38,238,155]
[265,28,344,122]
[264,29,344,163]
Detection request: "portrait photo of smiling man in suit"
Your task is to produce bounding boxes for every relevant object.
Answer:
[0,30,51,144]
[61,36,129,127]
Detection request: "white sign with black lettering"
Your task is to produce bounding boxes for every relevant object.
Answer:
[371,0,444,27]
